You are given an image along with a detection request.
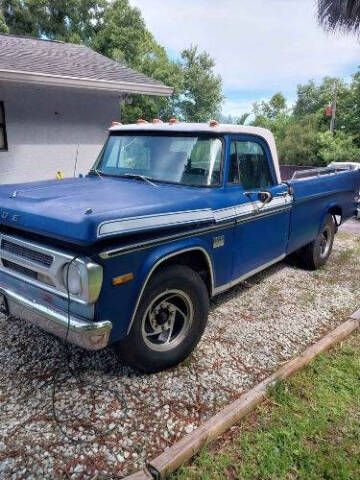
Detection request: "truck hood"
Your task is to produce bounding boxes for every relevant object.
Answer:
[0,177,216,245]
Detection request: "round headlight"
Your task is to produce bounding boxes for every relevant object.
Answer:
[63,262,82,295]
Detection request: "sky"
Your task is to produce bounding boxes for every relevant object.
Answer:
[129,0,360,118]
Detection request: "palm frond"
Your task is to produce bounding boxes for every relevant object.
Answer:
[318,0,360,33]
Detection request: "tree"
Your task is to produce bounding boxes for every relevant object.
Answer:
[92,0,183,123]
[276,114,322,166]
[2,0,106,43]
[236,112,251,125]
[318,0,360,33]
[253,92,288,122]
[293,81,323,117]
[0,7,9,33]
[180,45,223,122]
[318,130,360,163]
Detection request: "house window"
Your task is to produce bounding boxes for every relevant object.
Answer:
[0,102,8,151]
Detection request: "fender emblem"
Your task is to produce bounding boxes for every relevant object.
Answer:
[213,235,225,249]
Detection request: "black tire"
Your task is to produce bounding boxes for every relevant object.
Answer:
[297,213,335,270]
[115,265,209,373]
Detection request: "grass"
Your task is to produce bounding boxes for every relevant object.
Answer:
[173,331,360,480]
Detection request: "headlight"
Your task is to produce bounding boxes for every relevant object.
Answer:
[63,262,82,295]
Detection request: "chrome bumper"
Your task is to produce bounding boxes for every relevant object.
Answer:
[0,286,112,350]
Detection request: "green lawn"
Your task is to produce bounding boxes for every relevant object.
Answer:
[174,331,360,480]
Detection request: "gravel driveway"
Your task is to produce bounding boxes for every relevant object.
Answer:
[1,232,359,479]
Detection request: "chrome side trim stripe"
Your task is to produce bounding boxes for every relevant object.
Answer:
[213,254,286,295]
[100,222,234,259]
[99,202,292,259]
[98,209,214,237]
[98,196,293,239]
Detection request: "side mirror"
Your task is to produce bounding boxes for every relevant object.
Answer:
[258,190,273,204]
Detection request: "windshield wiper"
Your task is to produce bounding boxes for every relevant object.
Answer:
[89,169,104,180]
[120,173,158,187]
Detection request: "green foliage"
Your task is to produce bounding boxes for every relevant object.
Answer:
[90,0,184,123]
[2,0,106,43]
[1,0,223,123]
[250,77,360,166]
[174,332,360,480]
[277,114,323,166]
[0,7,9,33]
[254,92,288,121]
[179,45,223,122]
[318,130,360,163]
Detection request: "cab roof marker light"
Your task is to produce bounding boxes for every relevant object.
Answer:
[137,118,148,124]
[111,121,121,127]
[152,118,163,124]
[168,118,178,124]
[209,119,219,127]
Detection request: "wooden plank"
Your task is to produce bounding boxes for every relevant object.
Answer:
[124,468,154,480]
[147,318,359,478]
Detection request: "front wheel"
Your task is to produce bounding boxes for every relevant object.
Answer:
[115,265,209,373]
[298,213,336,270]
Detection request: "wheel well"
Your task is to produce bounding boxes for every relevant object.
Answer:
[328,205,342,226]
[153,249,213,296]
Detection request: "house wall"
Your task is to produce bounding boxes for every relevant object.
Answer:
[0,82,121,184]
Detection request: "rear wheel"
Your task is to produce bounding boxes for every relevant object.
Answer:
[297,213,335,270]
[115,265,209,373]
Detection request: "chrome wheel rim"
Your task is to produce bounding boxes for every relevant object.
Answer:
[141,289,194,352]
[319,225,332,259]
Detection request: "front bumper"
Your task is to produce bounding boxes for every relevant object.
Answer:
[0,286,112,350]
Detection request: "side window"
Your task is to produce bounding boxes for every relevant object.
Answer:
[0,102,8,151]
[229,141,240,184]
[228,140,273,189]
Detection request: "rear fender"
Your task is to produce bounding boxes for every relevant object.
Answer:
[319,202,342,233]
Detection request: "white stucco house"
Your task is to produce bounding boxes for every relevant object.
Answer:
[0,34,172,184]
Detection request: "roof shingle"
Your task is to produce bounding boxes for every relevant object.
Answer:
[0,34,172,95]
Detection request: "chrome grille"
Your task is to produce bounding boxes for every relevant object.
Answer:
[2,259,38,279]
[1,239,53,267]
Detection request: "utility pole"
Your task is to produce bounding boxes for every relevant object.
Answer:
[330,80,338,135]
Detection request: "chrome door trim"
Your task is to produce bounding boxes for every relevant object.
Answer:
[213,254,286,295]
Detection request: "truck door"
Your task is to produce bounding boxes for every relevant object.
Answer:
[228,135,292,282]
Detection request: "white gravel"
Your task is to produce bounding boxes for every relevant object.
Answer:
[0,232,359,479]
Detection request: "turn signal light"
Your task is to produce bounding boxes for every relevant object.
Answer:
[209,119,219,127]
[112,273,134,286]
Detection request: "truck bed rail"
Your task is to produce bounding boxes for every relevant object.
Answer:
[291,165,355,181]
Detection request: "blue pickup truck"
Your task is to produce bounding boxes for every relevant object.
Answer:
[0,122,359,372]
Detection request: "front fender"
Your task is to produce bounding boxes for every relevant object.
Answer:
[94,235,215,342]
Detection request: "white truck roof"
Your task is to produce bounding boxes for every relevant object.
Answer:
[109,122,282,183]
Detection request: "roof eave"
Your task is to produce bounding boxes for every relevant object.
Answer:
[0,68,173,96]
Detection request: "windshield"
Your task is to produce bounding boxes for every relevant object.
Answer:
[93,134,223,187]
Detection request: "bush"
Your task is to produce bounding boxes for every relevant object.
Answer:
[317,131,360,164]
